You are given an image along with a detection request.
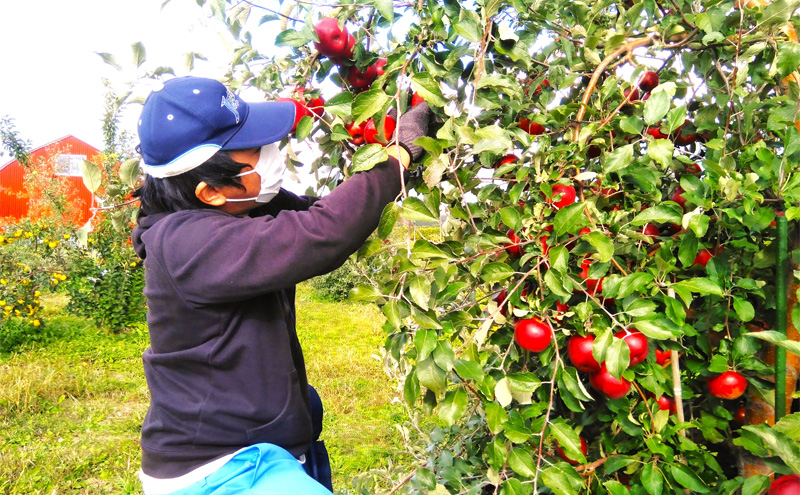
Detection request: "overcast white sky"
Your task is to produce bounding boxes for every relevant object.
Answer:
[0,0,234,151]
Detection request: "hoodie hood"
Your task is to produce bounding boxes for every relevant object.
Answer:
[131,212,170,261]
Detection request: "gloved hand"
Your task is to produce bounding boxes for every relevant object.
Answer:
[390,102,431,162]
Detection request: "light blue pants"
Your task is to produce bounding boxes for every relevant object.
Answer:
[168,443,334,495]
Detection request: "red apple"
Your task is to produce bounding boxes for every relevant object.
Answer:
[674,133,699,146]
[671,186,687,209]
[555,301,569,320]
[734,406,746,423]
[505,229,522,258]
[708,371,747,400]
[494,154,519,168]
[345,121,365,145]
[589,363,632,399]
[374,58,387,76]
[640,223,659,239]
[518,118,545,135]
[685,163,702,175]
[547,184,577,210]
[623,88,640,103]
[493,289,509,317]
[554,437,588,465]
[614,329,649,366]
[330,33,356,65]
[568,335,601,372]
[646,127,670,140]
[580,258,604,296]
[693,248,713,267]
[363,115,396,144]
[275,97,313,132]
[656,395,678,414]
[411,92,426,106]
[769,475,800,495]
[655,348,671,366]
[638,71,659,93]
[313,18,349,58]
[514,317,553,352]
[347,64,379,90]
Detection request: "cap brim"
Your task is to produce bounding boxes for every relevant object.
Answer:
[223,100,296,150]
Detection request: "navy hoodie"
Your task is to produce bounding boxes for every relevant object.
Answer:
[131,158,406,478]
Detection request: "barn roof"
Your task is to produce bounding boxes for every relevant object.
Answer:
[0,135,100,171]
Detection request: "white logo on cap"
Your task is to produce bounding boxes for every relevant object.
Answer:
[221,89,240,123]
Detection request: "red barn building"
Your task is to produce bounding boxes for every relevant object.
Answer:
[0,135,98,226]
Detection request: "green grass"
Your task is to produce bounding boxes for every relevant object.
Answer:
[0,284,411,494]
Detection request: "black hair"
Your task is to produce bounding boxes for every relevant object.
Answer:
[134,151,250,215]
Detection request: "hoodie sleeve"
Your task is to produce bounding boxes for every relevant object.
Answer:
[249,189,319,217]
[147,158,406,305]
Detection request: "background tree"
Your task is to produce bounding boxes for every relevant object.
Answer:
[140,0,800,493]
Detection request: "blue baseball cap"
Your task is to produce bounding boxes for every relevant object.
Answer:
[137,77,296,178]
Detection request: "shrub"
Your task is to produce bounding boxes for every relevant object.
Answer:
[63,215,145,332]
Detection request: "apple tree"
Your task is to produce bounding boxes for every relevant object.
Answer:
[169,0,800,493]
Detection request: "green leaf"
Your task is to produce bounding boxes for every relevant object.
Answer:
[96,52,122,70]
[409,275,431,311]
[545,269,573,297]
[665,106,687,135]
[500,207,522,232]
[131,41,147,68]
[482,262,516,283]
[550,422,586,464]
[647,139,674,168]
[454,18,481,42]
[119,158,140,188]
[382,300,401,329]
[641,463,663,495]
[604,144,634,174]
[323,92,353,119]
[485,401,508,434]
[415,329,437,360]
[348,284,383,301]
[508,448,537,479]
[473,126,513,155]
[669,464,710,493]
[742,475,770,495]
[585,232,614,262]
[404,369,419,405]
[351,144,388,173]
[541,463,585,495]
[411,239,453,260]
[733,297,755,322]
[501,478,530,495]
[745,331,800,356]
[372,0,394,22]
[295,115,314,141]
[777,42,800,78]
[554,203,588,236]
[275,29,310,47]
[400,197,438,222]
[417,356,446,394]
[631,204,683,226]
[80,160,102,194]
[377,202,399,239]
[619,117,644,135]
[474,74,523,98]
[606,337,630,378]
[410,306,442,329]
[643,90,671,126]
[672,278,724,296]
[352,89,390,125]
[634,319,680,339]
[437,387,467,425]
[604,480,630,495]
[410,73,446,107]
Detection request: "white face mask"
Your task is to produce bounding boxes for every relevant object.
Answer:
[226,143,285,204]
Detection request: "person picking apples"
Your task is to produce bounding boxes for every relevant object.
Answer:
[130,76,431,495]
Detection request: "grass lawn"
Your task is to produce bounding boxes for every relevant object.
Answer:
[0,284,411,494]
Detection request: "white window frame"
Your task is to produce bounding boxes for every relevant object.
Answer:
[55,154,86,177]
